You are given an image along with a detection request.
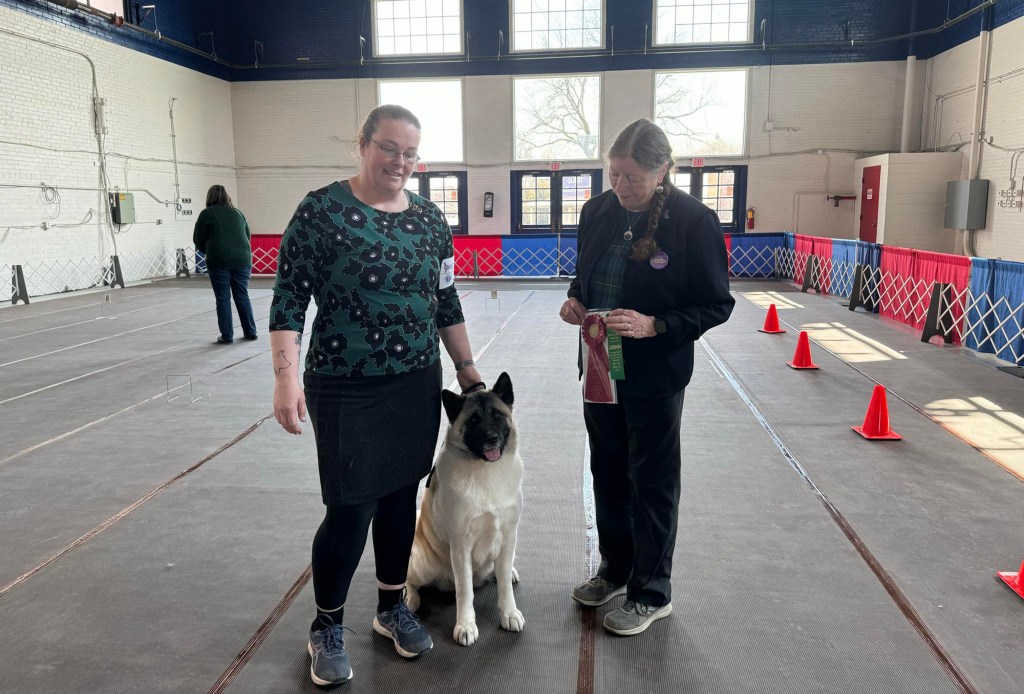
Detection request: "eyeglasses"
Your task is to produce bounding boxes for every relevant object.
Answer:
[370,139,420,164]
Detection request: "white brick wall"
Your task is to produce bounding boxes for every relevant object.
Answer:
[923,17,1024,260]
[0,4,236,271]
[230,78,365,235]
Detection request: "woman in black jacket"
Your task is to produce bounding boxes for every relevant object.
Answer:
[560,118,734,636]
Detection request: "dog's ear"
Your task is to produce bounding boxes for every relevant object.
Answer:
[441,389,465,422]
[491,372,514,409]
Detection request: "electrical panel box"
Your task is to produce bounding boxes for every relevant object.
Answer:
[944,179,989,229]
[109,192,136,225]
[175,196,194,221]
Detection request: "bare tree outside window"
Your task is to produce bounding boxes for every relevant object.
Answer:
[655,70,747,157]
[514,75,601,161]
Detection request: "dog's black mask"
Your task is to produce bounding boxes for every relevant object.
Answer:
[442,372,514,462]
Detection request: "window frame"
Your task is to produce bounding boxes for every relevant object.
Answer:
[371,0,465,58]
[674,164,747,233]
[406,171,469,234]
[377,77,466,164]
[652,0,755,47]
[512,72,603,163]
[510,168,602,235]
[509,0,606,53]
[85,0,124,14]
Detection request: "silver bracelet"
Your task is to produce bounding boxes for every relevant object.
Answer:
[454,358,475,371]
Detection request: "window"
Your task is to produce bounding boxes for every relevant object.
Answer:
[511,0,603,51]
[378,80,464,163]
[85,0,123,13]
[514,75,601,161]
[655,69,747,157]
[674,165,746,232]
[654,0,752,45]
[406,172,468,233]
[511,169,601,233]
[374,0,463,56]
[670,170,692,195]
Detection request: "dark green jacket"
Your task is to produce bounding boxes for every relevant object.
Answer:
[193,205,251,269]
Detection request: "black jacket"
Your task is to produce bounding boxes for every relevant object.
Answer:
[568,188,735,397]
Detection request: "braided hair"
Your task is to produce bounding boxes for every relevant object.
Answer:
[606,118,674,262]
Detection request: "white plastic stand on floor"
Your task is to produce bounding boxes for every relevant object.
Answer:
[99,293,117,319]
[166,374,201,403]
[485,289,501,312]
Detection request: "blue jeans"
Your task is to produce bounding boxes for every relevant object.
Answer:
[208,266,257,340]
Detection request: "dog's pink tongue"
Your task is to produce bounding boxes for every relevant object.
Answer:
[484,447,501,461]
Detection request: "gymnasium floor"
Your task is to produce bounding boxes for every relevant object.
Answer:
[0,276,1022,693]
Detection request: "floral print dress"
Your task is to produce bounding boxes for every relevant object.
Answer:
[270,180,465,377]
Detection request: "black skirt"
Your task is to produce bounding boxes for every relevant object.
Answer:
[304,361,442,505]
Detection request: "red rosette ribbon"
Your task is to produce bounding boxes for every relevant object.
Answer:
[582,313,614,403]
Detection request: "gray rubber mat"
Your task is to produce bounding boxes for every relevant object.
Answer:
[593,341,963,693]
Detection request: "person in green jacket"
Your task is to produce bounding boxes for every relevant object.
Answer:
[193,185,257,344]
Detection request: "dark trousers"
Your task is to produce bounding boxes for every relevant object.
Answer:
[311,482,419,612]
[584,388,685,607]
[207,266,256,340]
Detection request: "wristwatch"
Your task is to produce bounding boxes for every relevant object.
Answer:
[654,318,668,335]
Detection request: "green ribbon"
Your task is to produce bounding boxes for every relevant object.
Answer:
[607,330,625,380]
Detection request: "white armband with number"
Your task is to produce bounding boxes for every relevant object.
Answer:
[439,256,455,289]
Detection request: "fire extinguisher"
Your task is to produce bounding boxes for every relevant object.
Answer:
[746,207,755,230]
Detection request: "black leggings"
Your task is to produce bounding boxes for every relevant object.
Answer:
[311,481,419,612]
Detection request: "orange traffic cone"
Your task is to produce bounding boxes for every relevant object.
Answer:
[787,331,819,369]
[852,385,902,440]
[997,560,1024,600]
[758,304,786,334]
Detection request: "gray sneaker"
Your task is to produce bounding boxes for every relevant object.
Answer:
[603,600,673,636]
[308,617,353,686]
[571,576,627,607]
[372,601,433,658]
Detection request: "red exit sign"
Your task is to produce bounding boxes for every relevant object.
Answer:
[415,162,429,173]
[692,158,705,167]
[549,161,562,171]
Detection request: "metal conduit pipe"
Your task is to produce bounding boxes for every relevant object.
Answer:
[168,98,181,208]
[0,24,118,257]
[964,8,994,257]
[900,0,919,153]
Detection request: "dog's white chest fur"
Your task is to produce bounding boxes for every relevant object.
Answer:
[413,446,523,587]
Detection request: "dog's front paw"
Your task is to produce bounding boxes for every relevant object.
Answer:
[500,608,525,632]
[453,621,479,647]
[511,566,520,584]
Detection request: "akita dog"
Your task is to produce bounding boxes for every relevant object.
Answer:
[406,372,525,646]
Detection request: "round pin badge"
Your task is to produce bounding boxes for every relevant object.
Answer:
[650,251,669,270]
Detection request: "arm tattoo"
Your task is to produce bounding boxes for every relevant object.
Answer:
[273,349,293,375]
[294,334,302,346]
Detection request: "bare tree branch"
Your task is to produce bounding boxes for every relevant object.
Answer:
[516,76,600,159]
